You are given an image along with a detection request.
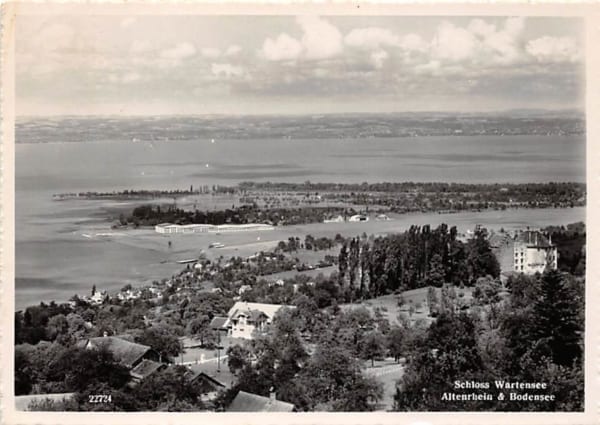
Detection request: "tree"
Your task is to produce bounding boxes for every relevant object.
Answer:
[135,325,183,361]
[472,276,501,306]
[530,270,582,367]
[394,313,485,411]
[466,227,500,283]
[59,346,131,392]
[227,344,251,375]
[45,314,69,342]
[131,366,204,411]
[426,254,445,287]
[426,287,439,316]
[360,331,386,367]
[387,326,405,362]
[187,315,216,348]
[297,339,382,411]
[15,349,32,395]
[338,243,349,287]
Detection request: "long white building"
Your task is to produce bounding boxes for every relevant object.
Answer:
[155,222,274,234]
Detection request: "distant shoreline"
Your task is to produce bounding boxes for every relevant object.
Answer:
[15,113,584,144]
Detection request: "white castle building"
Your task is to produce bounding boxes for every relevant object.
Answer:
[513,230,558,274]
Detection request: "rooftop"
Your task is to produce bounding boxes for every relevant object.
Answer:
[210,316,229,329]
[227,391,295,412]
[226,301,292,321]
[130,359,164,380]
[231,309,268,322]
[80,336,153,368]
[515,230,553,248]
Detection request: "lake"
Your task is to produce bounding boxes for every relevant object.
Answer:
[15,135,586,309]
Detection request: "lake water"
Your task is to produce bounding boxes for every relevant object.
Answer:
[15,135,586,309]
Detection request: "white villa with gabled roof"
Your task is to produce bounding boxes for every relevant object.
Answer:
[211,301,293,339]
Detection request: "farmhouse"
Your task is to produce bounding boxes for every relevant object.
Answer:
[77,336,160,368]
[188,370,227,402]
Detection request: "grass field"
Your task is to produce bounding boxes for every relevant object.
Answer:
[260,266,337,282]
[339,285,475,328]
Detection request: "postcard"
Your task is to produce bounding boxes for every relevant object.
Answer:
[1,2,598,424]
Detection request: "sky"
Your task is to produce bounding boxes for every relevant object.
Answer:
[16,15,585,116]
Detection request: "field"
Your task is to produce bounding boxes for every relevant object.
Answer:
[340,286,474,328]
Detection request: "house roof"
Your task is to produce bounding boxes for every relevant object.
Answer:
[227,391,295,412]
[188,370,226,389]
[226,302,291,321]
[83,336,152,368]
[515,231,553,248]
[231,309,268,322]
[130,359,164,380]
[210,316,229,329]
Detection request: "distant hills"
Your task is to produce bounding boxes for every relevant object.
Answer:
[15,111,585,143]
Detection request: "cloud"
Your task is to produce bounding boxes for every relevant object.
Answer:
[261,16,342,61]
[211,63,244,77]
[399,33,429,52]
[475,17,525,64]
[16,15,584,116]
[225,45,242,56]
[160,42,197,60]
[468,19,497,38]
[504,17,525,37]
[431,21,478,62]
[262,33,303,61]
[201,47,221,58]
[370,49,389,69]
[344,27,400,49]
[297,16,343,60]
[429,18,529,66]
[526,36,580,63]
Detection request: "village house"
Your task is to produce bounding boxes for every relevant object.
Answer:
[211,301,293,339]
[80,290,109,306]
[77,335,161,368]
[117,288,141,302]
[187,370,227,404]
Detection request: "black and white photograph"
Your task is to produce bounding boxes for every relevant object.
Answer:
[2,3,598,422]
